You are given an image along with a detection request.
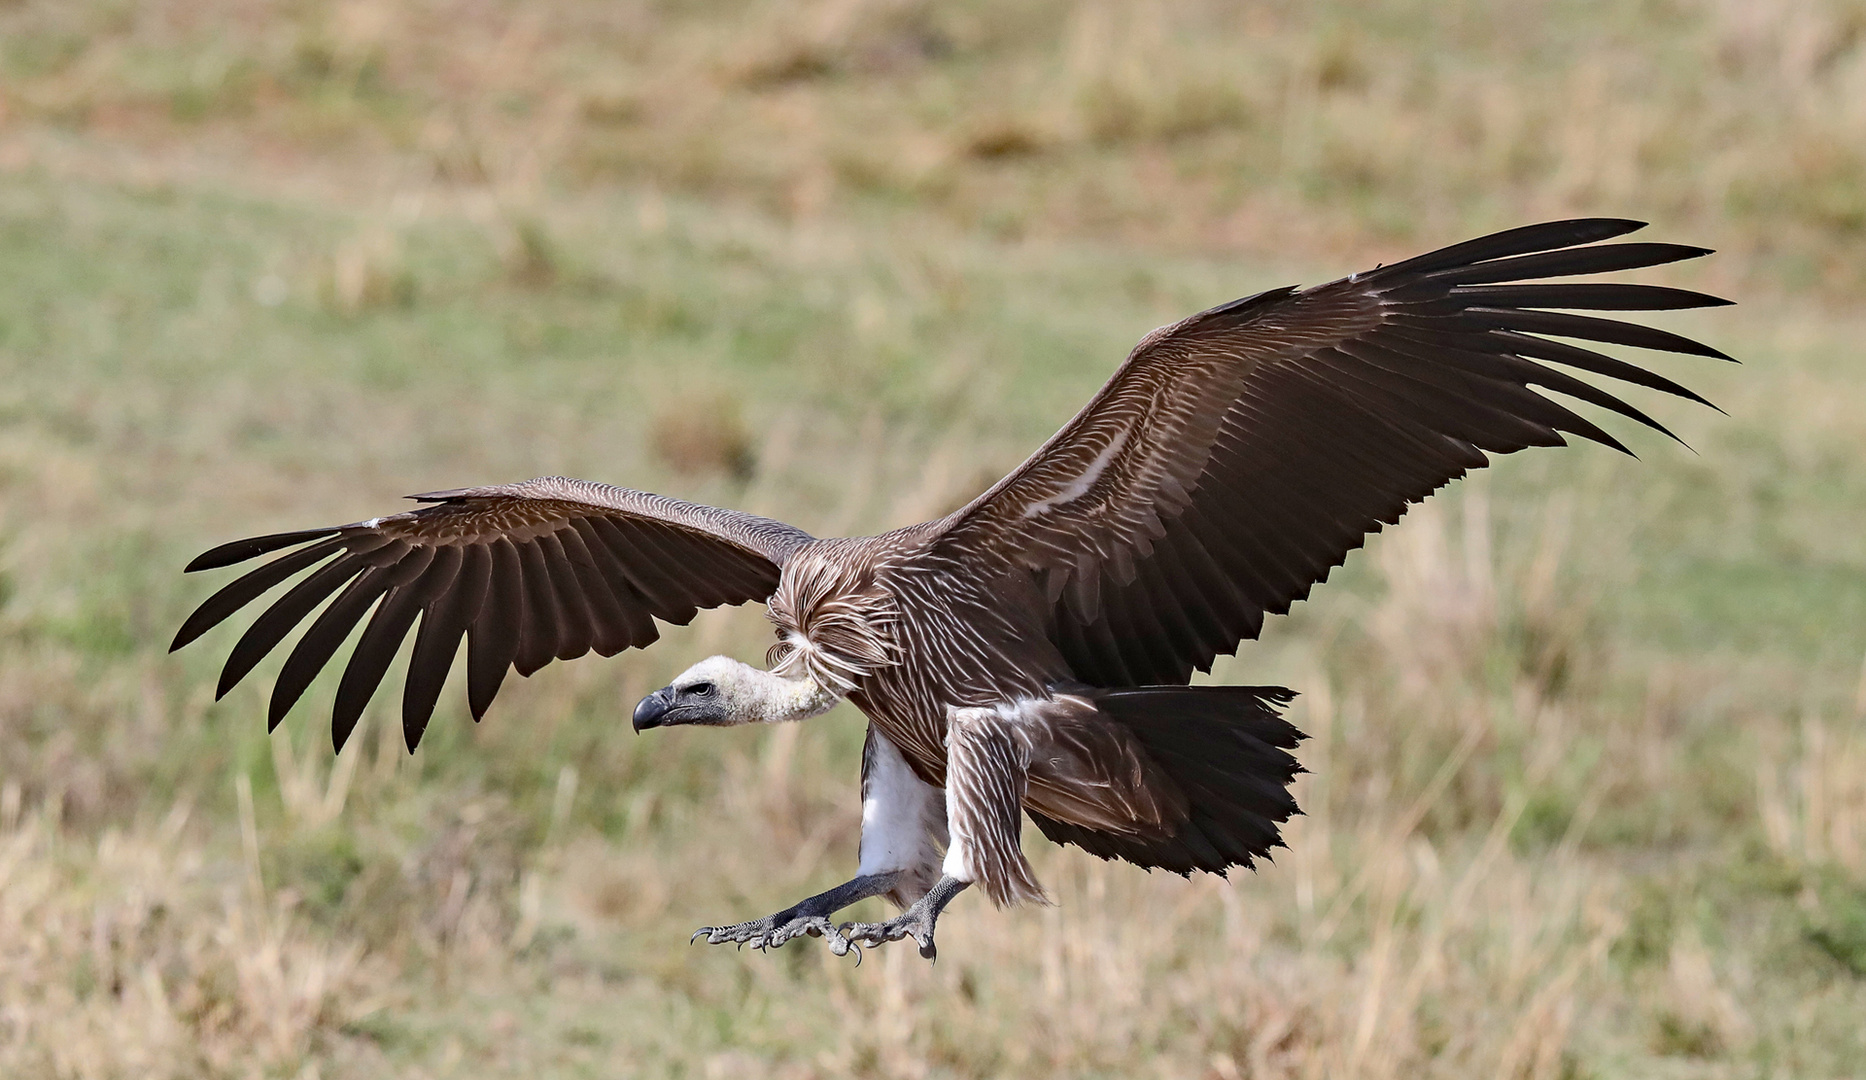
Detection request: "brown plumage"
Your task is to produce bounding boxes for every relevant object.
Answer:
[172,219,1730,957]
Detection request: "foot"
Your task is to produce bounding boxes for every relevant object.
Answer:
[840,875,969,961]
[690,872,899,956]
[691,910,850,953]
[840,909,938,959]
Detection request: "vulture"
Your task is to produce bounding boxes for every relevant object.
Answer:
[172,219,1730,959]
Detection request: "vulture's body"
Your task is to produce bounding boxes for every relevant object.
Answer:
[173,220,1731,957]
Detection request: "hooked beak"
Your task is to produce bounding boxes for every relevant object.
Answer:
[632,687,673,732]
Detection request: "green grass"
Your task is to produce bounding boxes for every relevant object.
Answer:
[1,2,1866,1077]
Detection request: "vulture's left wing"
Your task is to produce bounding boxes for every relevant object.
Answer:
[171,477,812,749]
[928,219,1729,686]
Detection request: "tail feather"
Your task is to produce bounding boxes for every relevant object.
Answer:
[1028,685,1305,876]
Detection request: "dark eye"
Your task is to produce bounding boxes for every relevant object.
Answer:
[687,682,715,697]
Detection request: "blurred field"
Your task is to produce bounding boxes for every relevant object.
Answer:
[2,1,1865,1077]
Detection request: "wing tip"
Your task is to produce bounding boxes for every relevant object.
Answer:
[1523,217,1648,246]
[1551,217,1647,244]
[1588,426,1637,457]
[184,528,342,572]
[1374,218,1655,279]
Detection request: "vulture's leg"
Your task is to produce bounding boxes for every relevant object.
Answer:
[843,706,1044,959]
[693,725,946,954]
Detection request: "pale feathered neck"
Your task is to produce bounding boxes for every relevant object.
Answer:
[740,664,841,724]
[673,655,843,725]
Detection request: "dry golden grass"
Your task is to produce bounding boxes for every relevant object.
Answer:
[1,1,1865,1077]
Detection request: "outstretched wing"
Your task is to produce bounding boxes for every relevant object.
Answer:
[928,219,1730,686]
[171,476,813,749]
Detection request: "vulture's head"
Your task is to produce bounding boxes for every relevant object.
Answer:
[632,655,839,731]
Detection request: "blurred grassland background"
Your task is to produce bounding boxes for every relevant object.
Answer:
[1,0,1865,1076]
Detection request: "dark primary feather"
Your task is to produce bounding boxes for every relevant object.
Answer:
[1415,242,1711,285]
[932,219,1730,688]
[183,527,344,573]
[403,544,487,748]
[171,477,813,749]
[1374,218,1645,275]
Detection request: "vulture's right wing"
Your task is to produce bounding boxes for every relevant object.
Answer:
[927,219,1730,686]
[171,476,812,749]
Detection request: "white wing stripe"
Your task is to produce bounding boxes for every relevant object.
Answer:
[1020,425,1131,519]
